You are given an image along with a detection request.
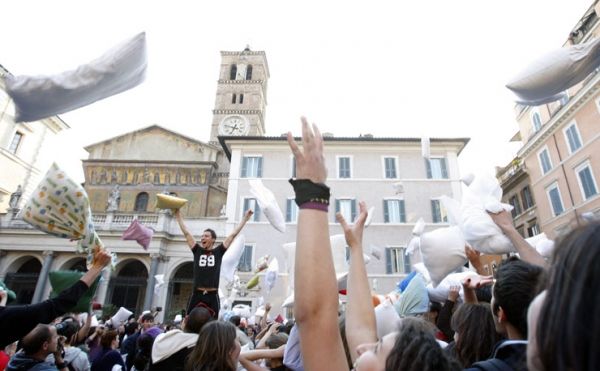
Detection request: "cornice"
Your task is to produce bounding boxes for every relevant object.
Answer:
[221,51,266,56]
[212,109,264,120]
[518,71,600,159]
[217,79,264,85]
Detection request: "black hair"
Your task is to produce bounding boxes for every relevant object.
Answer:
[537,222,600,371]
[141,313,154,323]
[124,322,139,335]
[186,307,213,334]
[133,333,155,371]
[385,318,460,371]
[493,258,545,338]
[204,228,217,240]
[228,315,241,327]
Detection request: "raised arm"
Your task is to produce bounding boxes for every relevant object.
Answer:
[174,209,196,249]
[238,346,285,371]
[287,117,348,371]
[337,201,377,364]
[489,210,548,268]
[223,209,254,248]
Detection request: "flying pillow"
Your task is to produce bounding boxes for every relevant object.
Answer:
[122,219,153,250]
[419,226,467,287]
[246,274,260,290]
[426,271,478,303]
[5,32,147,122]
[155,193,188,210]
[248,179,286,233]
[506,37,600,106]
[220,234,246,284]
[19,163,106,268]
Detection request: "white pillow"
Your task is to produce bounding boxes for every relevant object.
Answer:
[220,234,246,284]
[375,300,400,339]
[426,271,478,303]
[365,206,375,228]
[419,226,467,287]
[248,179,286,233]
[6,32,147,122]
[506,37,600,106]
[459,174,515,254]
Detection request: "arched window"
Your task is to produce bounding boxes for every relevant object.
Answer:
[232,93,237,104]
[134,192,149,212]
[246,65,253,80]
[230,64,237,80]
[239,94,244,104]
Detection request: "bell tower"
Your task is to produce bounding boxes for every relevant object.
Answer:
[209,46,269,144]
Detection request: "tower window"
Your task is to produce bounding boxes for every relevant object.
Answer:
[246,65,253,80]
[230,64,237,80]
[239,94,244,104]
[232,93,237,104]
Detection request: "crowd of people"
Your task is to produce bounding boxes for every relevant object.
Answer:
[0,117,599,371]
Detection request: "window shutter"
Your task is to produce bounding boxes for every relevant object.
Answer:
[431,200,440,223]
[385,248,392,274]
[286,199,292,222]
[351,199,357,222]
[243,198,250,214]
[403,251,411,274]
[425,159,432,179]
[441,158,448,179]
[241,158,248,178]
[257,158,263,178]
[399,200,406,223]
[335,199,341,222]
[383,200,389,223]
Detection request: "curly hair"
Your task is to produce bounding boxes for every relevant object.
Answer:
[385,317,461,371]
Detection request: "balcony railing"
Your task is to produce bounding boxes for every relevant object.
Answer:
[498,162,527,185]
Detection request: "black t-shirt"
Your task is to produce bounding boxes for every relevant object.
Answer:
[192,242,226,289]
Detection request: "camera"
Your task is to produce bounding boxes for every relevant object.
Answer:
[55,319,80,339]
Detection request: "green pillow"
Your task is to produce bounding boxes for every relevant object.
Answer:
[0,280,17,303]
[49,270,101,313]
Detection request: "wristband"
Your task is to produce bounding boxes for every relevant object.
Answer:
[288,178,330,210]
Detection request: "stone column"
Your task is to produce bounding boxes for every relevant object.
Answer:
[143,254,160,311]
[31,251,55,304]
[95,268,111,306]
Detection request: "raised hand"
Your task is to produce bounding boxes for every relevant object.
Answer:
[287,117,327,184]
[336,201,368,250]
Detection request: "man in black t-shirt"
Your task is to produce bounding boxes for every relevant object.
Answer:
[175,209,253,318]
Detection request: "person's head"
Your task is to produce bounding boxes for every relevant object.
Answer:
[451,303,501,367]
[200,229,217,249]
[265,332,288,349]
[55,319,80,346]
[531,222,600,371]
[133,333,155,371]
[491,258,545,339]
[100,330,119,350]
[186,321,240,371]
[425,301,442,324]
[21,324,59,358]
[228,315,241,328]
[185,307,213,334]
[354,317,460,371]
[141,313,155,331]
[124,322,139,336]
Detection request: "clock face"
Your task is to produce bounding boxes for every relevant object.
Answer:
[219,115,249,136]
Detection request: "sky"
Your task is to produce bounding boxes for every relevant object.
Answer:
[1,1,593,182]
